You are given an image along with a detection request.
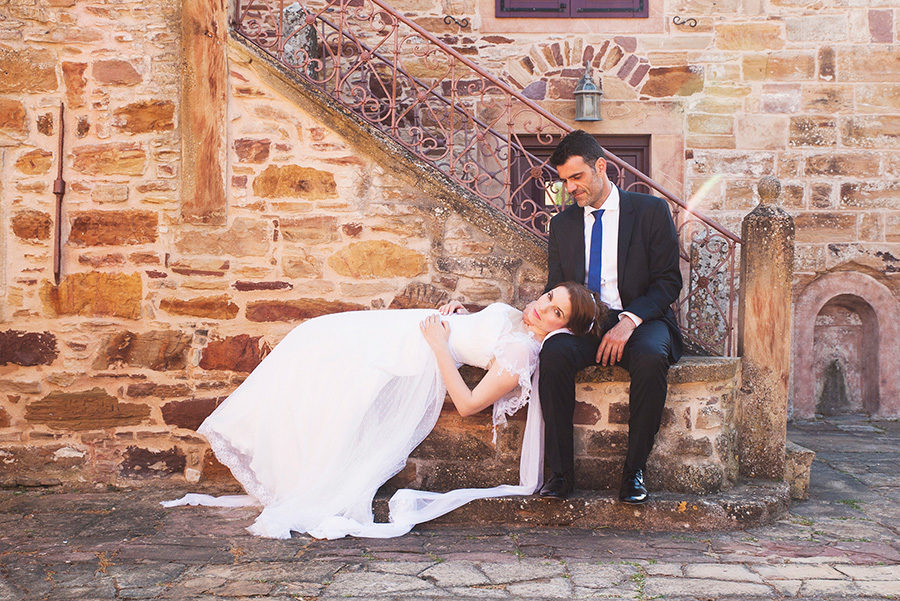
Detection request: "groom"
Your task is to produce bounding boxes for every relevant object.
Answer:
[537,130,683,503]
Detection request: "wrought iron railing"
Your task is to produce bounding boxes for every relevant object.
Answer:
[230,0,742,356]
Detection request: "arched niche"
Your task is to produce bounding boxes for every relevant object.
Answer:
[793,271,900,419]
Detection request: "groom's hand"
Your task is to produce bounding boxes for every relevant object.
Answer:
[596,317,636,366]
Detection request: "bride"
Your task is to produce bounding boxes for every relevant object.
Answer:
[164,281,606,539]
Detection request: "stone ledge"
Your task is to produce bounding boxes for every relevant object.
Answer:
[374,480,789,531]
[578,356,740,384]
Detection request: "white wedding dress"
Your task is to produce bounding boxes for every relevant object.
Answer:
[163,303,551,539]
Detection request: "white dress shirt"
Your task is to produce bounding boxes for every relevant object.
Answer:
[583,186,642,327]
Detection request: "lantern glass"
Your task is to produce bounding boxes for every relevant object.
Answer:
[573,61,603,121]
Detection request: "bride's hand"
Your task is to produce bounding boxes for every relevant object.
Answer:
[438,300,469,315]
[420,314,450,349]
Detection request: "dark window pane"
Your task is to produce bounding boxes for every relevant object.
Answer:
[496,0,568,18]
[571,0,648,17]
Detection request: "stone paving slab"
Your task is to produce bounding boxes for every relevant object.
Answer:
[0,418,898,600]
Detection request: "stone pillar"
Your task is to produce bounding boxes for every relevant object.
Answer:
[181,0,228,225]
[736,176,795,480]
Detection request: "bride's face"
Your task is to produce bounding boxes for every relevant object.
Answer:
[522,286,572,337]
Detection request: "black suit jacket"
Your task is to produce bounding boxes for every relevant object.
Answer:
[545,188,683,361]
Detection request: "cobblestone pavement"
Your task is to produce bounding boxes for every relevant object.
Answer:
[1,417,898,600]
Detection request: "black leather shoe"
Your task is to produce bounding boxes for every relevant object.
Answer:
[619,469,649,504]
[539,472,574,499]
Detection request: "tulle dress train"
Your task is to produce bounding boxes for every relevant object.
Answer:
[163,303,547,539]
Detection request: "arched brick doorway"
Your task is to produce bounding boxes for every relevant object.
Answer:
[793,271,900,419]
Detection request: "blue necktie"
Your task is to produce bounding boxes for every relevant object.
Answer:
[587,209,605,293]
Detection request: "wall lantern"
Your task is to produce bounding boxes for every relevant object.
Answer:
[574,62,603,122]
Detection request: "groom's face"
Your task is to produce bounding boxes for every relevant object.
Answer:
[556,155,610,210]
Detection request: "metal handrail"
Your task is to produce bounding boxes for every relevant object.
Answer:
[232,0,741,355]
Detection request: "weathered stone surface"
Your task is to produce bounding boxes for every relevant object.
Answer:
[716,23,784,50]
[608,402,630,424]
[72,143,146,175]
[0,330,58,366]
[200,335,270,372]
[805,153,880,177]
[92,183,129,203]
[25,388,149,431]
[841,116,900,148]
[836,47,900,82]
[160,295,239,319]
[61,62,87,108]
[0,444,88,486]
[113,100,175,133]
[676,436,714,457]
[793,212,857,242]
[573,400,601,425]
[37,112,53,135]
[174,218,269,257]
[789,116,837,147]
[11,210,52,241]
[0,407,9,428]
[232,281,292,291]
[246,298,365,322]
[784,440,815,500]
[252,164,337,199]
[282,253,322,278]
[126,382,191,398]
[840,182,900,209]
[93,59,142,85]
[281,216,339,244]
[69,210,158,246]
[161,397,222,430]
[389,282,450,309]
[640,66,703,97]
[96,330,191,371]
[234,138,270,162]
[15,149,52,174]
[328,240,427,279]
[42,272,142,319]
[120,446,186,477]
[0,98,27,134]
[0,45,58,93]
[744,53,816,81]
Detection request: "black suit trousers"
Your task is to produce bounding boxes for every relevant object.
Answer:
[538,313,674,478]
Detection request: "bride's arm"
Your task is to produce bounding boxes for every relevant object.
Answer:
[420,315,519,417]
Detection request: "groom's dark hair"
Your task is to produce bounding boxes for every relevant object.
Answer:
[549,130,605,170]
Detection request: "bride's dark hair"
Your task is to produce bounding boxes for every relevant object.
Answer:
[559,281,609,338]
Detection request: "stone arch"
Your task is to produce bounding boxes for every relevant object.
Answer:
[793,271,900,418]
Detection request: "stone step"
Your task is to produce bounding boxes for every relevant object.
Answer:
[375,480,790,531]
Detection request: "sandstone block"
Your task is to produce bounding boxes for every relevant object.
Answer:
[0,45,57,93]
[281,216,340,244]
[252,164,337,199]
[37,113,53,136]
[802,85,853,113]
[716,23,784,50]
[735,115,788,150]
[640,66,703,97]
[855,84,900,113]
[11,210,52,241]
[0,99,27,135]
[113,100,175,133]
[0,408,9,428]
[72,143,146,176]
[232,281,292,291]
[675,435,714,457]
[200,335,270,372]
[161,397,222,430]
[79,253,126,267]
[282,253,322,278]
[174,218,269,257]
[840,182,900,209]
[160,295,239,319]
[687,114,733,135]
[0,444,87,487]
[837,47,900,82]
[95,330,191,371]
[388,282,450,309]
[25,388,149,431]
[91,183,129,203]
[200,448,238,483]
[789,116,837,147]
[743,53,815,81]
[246,298,365,322]
[576,428,628,456]
[573,401,601,425]
[126,382,191,398]
[785,15,847,42]
[42,272,142,319]
[608,402,630,424]
[328,240,427,279]
[61,62,87,108]
[793,212,857,243]
[234,138,271,163]
[805,153,880,177]
[69,210,158,246]
[0,330,58,366]
[811,183,833,208]
[696,406,724,429]
[15,149,53,174]
[841,116,900,148]
[93,59,142,85]
[120,446,186,477]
